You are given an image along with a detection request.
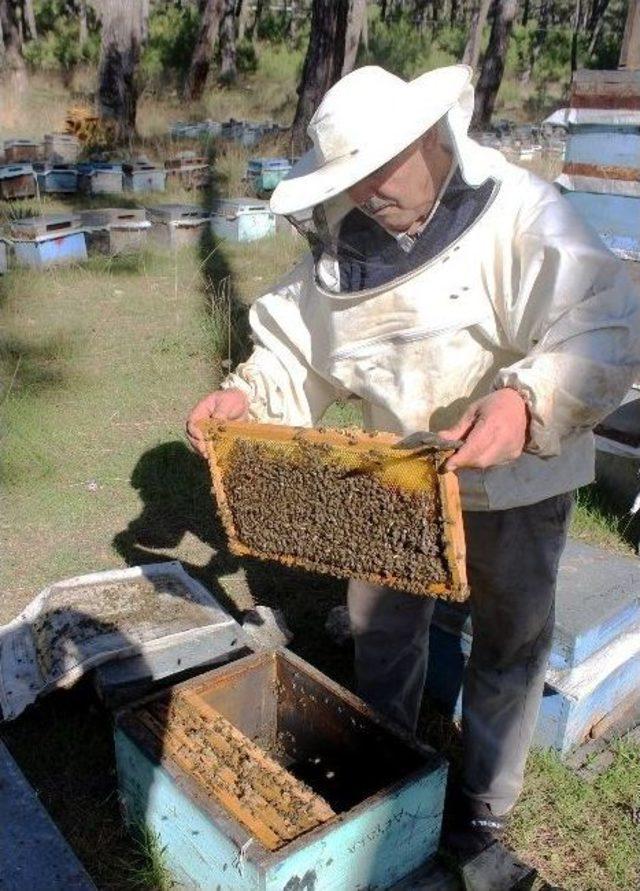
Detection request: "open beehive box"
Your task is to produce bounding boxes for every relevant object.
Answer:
[200,420,467,601]
[116,651,447,888]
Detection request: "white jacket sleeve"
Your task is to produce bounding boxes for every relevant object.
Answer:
[220,261,338,426]
[493,177,640,457]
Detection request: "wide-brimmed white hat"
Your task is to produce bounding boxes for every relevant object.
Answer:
[271,64,473,216]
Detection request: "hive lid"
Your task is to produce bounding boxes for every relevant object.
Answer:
[123,161,161,173]
[44,132,80,143]
[0,164,34,179]
[4,138,39,148]
[147,203,209,223]
[34,163,78,174]
[10,213,82,239]
[211,198,272,216]
[201,420,468,601]
[78,207,147,228]
[247,157,292,170]
[165,154,208,169]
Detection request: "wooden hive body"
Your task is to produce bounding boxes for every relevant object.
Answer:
[201,420,467,601]
[116,650,448,890]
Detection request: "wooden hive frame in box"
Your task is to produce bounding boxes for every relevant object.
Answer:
[200,420,468,601]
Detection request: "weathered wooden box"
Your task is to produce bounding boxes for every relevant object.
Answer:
[246,157,293,197]
[78,162,124,195]
[44,132,80,163]
[10,214,87,268]
[116,650,447,890]
[123,162,166,193]
[165,155,210,190]
[425,539,640,753]
[0,163,37,199]
[79,207,151,255]
[34,163,79,194]
[210,198,276,242]
[4,138,40,163]
[147,203,210,248]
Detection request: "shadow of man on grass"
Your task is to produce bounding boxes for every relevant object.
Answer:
[111,440,250,619]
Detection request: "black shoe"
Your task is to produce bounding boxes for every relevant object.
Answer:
[440,797,509,862]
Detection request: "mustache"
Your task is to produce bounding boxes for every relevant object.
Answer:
[359,195,396,215]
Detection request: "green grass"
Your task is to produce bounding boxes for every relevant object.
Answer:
[508,741,640,889]
[571,484,637,554]
[119,826,174,891]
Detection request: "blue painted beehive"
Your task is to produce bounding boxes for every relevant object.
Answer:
[9,214,87,269]
[556,69,640,260]
[246,158,293,197]
[116,650,447,890]
[34,163,78,194]
[78,162,123,195]
[425,538,640,753]
[0,163,37,200]
[210,198,276,242]
[123,161,166,193]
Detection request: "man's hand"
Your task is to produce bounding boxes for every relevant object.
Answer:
[438,388,530,472]
[186,389,249,458]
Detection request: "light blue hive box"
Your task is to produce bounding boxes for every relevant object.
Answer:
[34,162,79,194]
[116,649,448,891]
[210,198,276,242]
[426,538,640,754]
[10,214,87,269]
[246,158,293,197]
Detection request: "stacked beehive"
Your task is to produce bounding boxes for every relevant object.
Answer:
[557,69,640,260]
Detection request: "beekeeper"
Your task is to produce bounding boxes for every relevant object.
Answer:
[187,65,640,858]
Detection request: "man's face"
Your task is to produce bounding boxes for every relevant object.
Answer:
[347,129,446,233]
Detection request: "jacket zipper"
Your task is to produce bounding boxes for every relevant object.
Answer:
[331,316,490,362]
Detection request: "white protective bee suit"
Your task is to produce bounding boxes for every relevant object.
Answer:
[220,66,640,814]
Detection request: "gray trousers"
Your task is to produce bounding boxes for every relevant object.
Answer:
[348,493,573,815]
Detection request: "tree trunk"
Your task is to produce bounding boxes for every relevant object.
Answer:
[471,0,517,129]
[0,0,27,92]
[619,0,640,69]
[570,0,581,73]
[380,0,388,22]
[526,0,549,79]
[413,0,429,29]
[342,0,367,75]
[183,0,224,100]
[521,0,530,26]
[97,0,146,142]
[450,0,459,26]
[22,0,37,40]
[246,0,264,39]
[79,0,88,45]
[586,0,610,56]
[462,0,491,70]
[219,0,237,83]
[291,0,350,153]
[236,0,249,40]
